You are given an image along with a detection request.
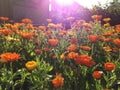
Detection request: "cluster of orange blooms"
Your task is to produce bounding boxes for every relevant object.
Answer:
[0,15,119,89]
[93,62,115,79]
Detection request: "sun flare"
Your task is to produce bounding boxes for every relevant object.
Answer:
[55,0,113,8]
[75,0,113,8]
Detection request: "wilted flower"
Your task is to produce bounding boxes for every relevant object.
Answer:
[80,46,91,51]
[52,55,57,60]
[34,49,42,54]
[42,47,51,52]
[71,37,78,44]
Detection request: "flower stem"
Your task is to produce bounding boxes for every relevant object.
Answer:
[10,62,14,90]
[117,48,120,62]
[91,43,94,57]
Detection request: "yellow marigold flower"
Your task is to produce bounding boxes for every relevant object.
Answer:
[5,36,20,42]
[60,53,65,59]
[48,23,56,28]
[25,61,38,71]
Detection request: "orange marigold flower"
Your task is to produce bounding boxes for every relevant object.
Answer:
[91,15,102,21]
[0,52,20,62]
[103,46,112,52]
[102,33,112,37]
[21,18,32,23]
[27,23,34,29]
[59,30,67,36]
[52,73,64,88]
[83,23,92,30]
[116,24,120,32]
[100,38,112,43]
[9,20,14,23]
[0,17,9,21]
[74,55,95,67]
[80,46,91,51]
[93,71,102,79]
[113,38,120,46]
[4,23,12,28]
[103,18,111,22]
[66,44,77,51]
[38,25,46,31]
[88,35,99,43]
[11,25,19,32]
[48,39,59,46]
[55,23,63,29]
[67,52,79,59]
[20,32,34,39]
[103,23,110,28]
[25,61,38,71]
[104,62,115,71]
[0,29,11,36]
